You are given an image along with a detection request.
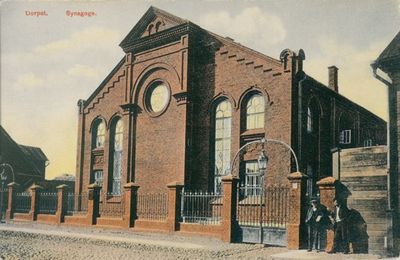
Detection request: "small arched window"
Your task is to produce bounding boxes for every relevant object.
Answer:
[92,120,105,149]
[246,94,265,130]
[155,21,162,32]
[109,119,123,195]
[214,99,232,193]
[148,24,154,35]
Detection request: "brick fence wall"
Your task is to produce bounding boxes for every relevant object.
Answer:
[6,173,306,246]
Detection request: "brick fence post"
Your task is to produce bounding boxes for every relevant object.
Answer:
[55,184,68,224]
[316,176,337,252]
[6,182,19,222]
[29,184,42,221]
[167,181,184,232]
[287,172,307,249]
[221,175,239,243]
[123,182,139,228]
[87,183,101,225]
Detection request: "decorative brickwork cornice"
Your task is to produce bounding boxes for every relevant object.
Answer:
[173,91,188,106]
[120,103,139,114]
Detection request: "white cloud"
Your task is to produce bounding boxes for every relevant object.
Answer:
[198,7,286,50]
[398,0,400,14]
[34,27,121,54]
[13,72,45,90]
[67,64,101,79]
[305,36,389,120]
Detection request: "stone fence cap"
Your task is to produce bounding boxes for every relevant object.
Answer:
[7,182,19,187]
[287,171,307,180]
[167,181,184,188]
[87,183,101,189]
[30,184,43,190]
[56,184,68,189]
[316,176,337,186]
[123,182,140,189]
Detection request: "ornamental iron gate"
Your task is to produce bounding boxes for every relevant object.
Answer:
[235,184,290,246]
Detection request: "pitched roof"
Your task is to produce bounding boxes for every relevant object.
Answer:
[374,31,400,73]
[0,125,48,177]
[376,31,400,62]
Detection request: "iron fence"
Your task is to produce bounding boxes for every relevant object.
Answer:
[66,192,88,215]
[14,192,31,213]
[37,191,58,214]
[237,184,290,228]
[0,189,8,221]
[180,189,222,225]
[99,193,124,218]
[136,192,168,221]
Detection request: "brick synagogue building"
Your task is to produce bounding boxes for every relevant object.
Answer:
[74,7,386,201]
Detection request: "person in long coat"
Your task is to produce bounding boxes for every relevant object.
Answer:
[328,199,350,254]
[305,199,324,252]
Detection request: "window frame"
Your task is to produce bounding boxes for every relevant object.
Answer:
[339,129,352,144]
[245,93,265,130]
[109,118,123,195]
[213,99,232,194]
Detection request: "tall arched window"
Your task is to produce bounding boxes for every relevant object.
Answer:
[214,99,232,193]
[246,94,265,130]
[109,119,123,195]
[307,107,313,133]
[92,120,105,149]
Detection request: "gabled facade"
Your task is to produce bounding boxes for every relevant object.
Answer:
[75,7,386,196]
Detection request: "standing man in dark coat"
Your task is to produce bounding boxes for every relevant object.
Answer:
[328,199,350,254]
[305,199,324,252]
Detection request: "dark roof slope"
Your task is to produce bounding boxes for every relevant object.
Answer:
[0,125,48,177]
[373,31,400,73]
[377,31,400,62]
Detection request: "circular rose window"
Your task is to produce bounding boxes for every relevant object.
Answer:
[147,82,170,114]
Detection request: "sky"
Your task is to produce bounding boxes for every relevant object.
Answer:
[1,0,399,179]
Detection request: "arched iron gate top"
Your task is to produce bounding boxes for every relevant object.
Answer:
[0,163,15,183]
[229,138,300,178]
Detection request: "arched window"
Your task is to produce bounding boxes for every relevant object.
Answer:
[92,120,105,149]
[307,107,313,133]
[246,94,265,130]
[109,119,123,195]
[214,99,232,193]
[155,21,162,32]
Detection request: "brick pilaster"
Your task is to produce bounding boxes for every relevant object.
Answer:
[29,184,43,221]
[287,171,307,249]
[55,184,68,224]
[167,181,184,232]
[317,176,337,252]
[87,183,101,225]
[5,182,19,222]
[221,175,239,242]
[123,182,139,227]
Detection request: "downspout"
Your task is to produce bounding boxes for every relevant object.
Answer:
[297,73,308,174]
[372,64,395,255]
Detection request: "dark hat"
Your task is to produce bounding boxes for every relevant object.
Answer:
[310,198,318,203]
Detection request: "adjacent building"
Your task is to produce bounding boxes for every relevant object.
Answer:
[0,125,48,189]
[372,30,400,255]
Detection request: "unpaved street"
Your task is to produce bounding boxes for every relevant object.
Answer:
[0,223,383,260]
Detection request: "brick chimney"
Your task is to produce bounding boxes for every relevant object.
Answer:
[328,66,338,92]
